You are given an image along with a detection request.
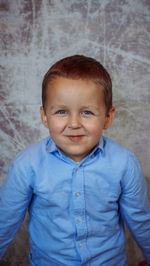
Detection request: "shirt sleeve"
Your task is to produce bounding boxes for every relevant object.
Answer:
[120,153,150,263]
[0,159,33,258]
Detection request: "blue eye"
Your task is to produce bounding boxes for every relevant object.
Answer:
[57,110,67,114]
[82,110,93,115]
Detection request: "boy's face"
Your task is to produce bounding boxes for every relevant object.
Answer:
[40,76,115,162]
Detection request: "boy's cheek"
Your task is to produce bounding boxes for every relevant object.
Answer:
[84,121,103,135]
[48,121,66,135]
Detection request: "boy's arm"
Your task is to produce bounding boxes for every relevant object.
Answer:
[0,160,33,258]
[120,153,150,264]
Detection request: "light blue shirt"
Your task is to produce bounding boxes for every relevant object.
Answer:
[0,136,150,265]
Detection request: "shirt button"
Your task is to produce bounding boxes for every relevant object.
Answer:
[79,242,83,248]
[77,217,82,222]
[75,192,80,197]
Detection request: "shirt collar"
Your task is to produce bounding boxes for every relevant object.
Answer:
[87,136,104,159]
[98,136,105,152]
[46,137,58,153]
[46,136,105,156]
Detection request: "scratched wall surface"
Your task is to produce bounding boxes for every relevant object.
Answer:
[0,0,150,265]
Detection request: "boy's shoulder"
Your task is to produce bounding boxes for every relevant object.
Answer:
[13,136,51,165]
[103,136,132,154]
[102,137,142,180]
[103,136,138,166]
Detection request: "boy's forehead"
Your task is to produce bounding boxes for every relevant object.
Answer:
[45,76,106,108]
[47,75,104,92]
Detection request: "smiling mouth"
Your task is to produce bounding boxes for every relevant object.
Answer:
[67,135,85,141]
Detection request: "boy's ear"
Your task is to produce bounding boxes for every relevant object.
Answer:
[40,106,48,128]
[103,106,115,130]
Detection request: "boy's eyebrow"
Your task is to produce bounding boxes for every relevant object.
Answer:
[47,105,67,111]
[81,105,99,109]
[48,105,103,112]
[80,105,102,112]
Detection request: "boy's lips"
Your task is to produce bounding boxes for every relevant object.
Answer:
[66,135,86,141]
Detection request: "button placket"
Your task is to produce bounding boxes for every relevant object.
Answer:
[72,164,90,262]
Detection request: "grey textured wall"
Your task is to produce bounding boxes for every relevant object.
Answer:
[0,0,150,265]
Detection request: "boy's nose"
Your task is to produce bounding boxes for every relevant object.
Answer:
[68,115,81,129]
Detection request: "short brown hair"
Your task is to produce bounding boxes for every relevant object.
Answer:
[42,55,112,114]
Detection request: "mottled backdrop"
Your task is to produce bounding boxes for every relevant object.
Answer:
[0,0,150,265]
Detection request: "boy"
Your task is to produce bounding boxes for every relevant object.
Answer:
[0,55,150,265]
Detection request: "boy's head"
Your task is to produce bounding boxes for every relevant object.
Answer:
[42,55,112,115]
[40,55,115,162]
